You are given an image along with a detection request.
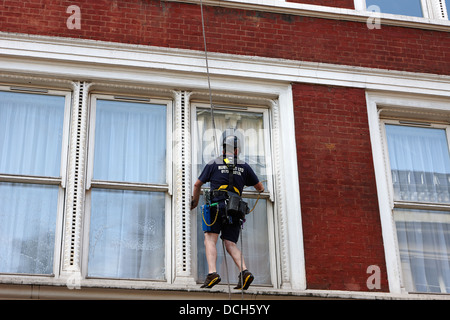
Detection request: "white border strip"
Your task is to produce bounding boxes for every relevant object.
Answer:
[0,33,449,97]
[167,0,450,31]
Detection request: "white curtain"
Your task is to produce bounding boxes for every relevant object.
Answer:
[0,91,65,275]
[395,209,450,293]
[88,189,165,280]
[0,91,64,177]
[386,125,450,293]
[0,183,58,274]
[195,109,271,285]
[93,100,166,184]
[386,125,450,204]
[88,99,166,280]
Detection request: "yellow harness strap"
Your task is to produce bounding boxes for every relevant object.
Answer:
[218,185,240,195]
[221,157,240,195]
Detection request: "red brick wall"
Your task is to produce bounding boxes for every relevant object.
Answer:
[0,0,449,75]
[287,0,355,9]
[293,83,389,291]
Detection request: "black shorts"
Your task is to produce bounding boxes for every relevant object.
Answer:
[205,202,241,243]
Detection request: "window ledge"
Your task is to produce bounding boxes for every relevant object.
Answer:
[167,0,450,32]
[1,278,449,300]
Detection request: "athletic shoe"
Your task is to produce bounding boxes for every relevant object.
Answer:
[234,269,254,290]
[201,272,221,288]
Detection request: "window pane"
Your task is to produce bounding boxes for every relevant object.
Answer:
[394,209,450,293]
[0,91,65,177]
[366,0,424,17]
[195,108,272,285]
[386,125,450,204]
[196,109,268,183]
[0,182,58,275]
[88,188,165,280]
[196,198,271,285]
[93,100,166,184]
[446,0,450,19]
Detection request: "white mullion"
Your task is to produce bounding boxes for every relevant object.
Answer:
[354,0,366,11]
[428,0,449,19]
[263,106,275,202]
[85,94,97,192]
[190,101,200,284]
[61,81,91,274]
[60,91,72,189]
[166,100,173,196]
[380,119,397,211]
[421,0,431,18]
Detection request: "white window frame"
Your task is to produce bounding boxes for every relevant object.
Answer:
[0,85,72,277]
[381,119,450,211]
[355,0,449,19]
[190,102,279,288]
[381,120,450,294]
[367,91,450,294]
[82,93,173,283]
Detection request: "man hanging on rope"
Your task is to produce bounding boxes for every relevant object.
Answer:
[191,132,265,290]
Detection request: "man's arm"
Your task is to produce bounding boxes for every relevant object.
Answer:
[254,181,264,193]
[191,179,204,210]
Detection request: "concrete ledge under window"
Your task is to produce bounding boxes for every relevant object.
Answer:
[0,282,449,300]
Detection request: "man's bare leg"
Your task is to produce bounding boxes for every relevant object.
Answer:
[204,232,219,273]
[224,239,247,271]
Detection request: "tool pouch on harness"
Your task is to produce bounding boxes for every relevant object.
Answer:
[224,161,249,223]
[201,190,219,232]
[201,203,219,232]
[226,192,248,221]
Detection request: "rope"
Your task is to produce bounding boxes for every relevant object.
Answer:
[199,0,219,157]
[221,239,232,299]
[248,192,261,213]
[239,222,244,300]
